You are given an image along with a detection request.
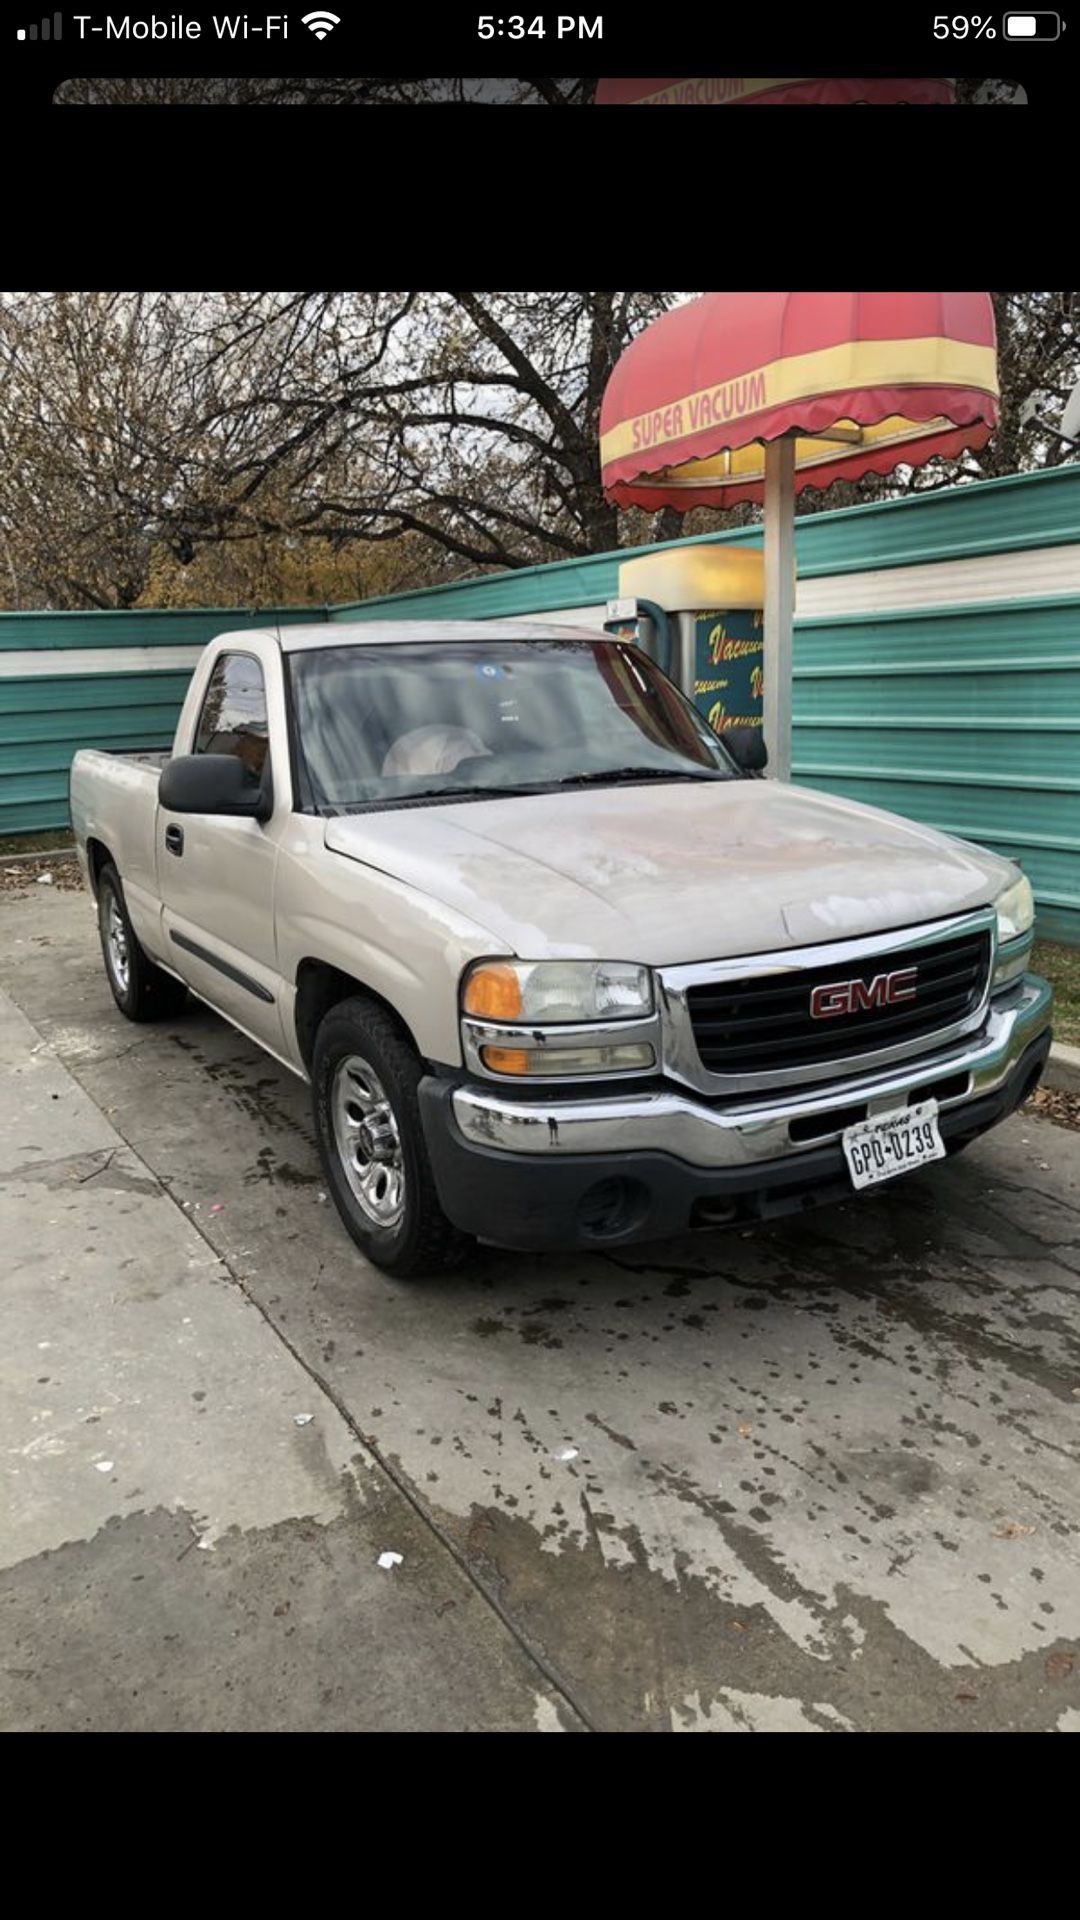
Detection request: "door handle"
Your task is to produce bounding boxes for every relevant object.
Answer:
[165,824,184,856]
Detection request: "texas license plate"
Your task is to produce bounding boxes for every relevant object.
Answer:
[842,1099,946,1190]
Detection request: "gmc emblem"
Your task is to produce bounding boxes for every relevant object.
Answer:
[810,966,918,1020]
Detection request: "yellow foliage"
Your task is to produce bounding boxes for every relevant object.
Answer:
[138,533,450,610]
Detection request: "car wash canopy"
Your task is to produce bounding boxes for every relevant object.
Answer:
[600,292,999,512]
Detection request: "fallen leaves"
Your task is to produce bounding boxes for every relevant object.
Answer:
[993,1521,1035,1539]
[0,858,82,894]
[1028,1085,1080,1134]
[1044,1652,1075,1683]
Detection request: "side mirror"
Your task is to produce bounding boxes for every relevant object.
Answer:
[720,727,768,775]
[160,752,272,822]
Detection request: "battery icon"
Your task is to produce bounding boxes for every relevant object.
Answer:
[1003,11,1061,33]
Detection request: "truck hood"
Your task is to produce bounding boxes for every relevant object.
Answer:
[324,781,1013,965]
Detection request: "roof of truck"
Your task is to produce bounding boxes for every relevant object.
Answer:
[242,619,607,654]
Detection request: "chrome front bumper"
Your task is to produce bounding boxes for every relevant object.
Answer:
[451,974,1053,1169]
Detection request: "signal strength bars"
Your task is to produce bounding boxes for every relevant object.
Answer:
[17,12,63,36]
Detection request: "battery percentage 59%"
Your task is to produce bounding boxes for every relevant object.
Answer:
[932,13,997,32]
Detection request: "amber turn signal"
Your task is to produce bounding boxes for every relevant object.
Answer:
[463,963,524,1021]
[479,1045,531,1074]
[480,1041,655,1077]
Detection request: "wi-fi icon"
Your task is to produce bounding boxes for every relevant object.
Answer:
[302,10,340,36]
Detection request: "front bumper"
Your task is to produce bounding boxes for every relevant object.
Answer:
[418,975,1052,1252]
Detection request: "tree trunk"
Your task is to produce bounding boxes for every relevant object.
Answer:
[652,506,684,544]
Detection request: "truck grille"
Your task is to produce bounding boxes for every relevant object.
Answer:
[685,929,991,1077]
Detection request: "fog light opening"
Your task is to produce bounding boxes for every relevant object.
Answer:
[576,1176,648,1240]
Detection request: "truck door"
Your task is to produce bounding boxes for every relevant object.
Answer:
[158,648,285,1054]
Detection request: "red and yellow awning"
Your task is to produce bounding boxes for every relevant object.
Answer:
[600,292,998,510]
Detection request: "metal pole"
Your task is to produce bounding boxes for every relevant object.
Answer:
[763,438,796,781]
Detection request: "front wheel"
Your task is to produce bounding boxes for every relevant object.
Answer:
[312,996,470,1279]
[97,862,188,1022]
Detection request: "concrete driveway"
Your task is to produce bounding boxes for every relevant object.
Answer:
[3,879,1080,1732]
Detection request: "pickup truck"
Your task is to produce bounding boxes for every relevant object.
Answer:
[71,620,1052,1277]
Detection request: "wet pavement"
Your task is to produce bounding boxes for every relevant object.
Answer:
[3,883,1079,1731]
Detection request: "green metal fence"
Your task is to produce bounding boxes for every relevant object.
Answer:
[789,593,1080,944]
[0,607,326,837]
[2,467,1077,943]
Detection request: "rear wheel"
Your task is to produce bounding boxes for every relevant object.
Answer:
[312,996,470,1278]
[97,862,188,1022]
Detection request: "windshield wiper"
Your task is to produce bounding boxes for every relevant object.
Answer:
[333,769,727,814]
[336,782,558,813]
[553,766,726,788]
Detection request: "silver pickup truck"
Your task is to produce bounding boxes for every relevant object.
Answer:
[71,620,1052,1276]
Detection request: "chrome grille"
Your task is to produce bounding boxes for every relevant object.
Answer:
[686,929,992,1076]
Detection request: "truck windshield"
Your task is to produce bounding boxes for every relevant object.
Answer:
[287,637,739,813]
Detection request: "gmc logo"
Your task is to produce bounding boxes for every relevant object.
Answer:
[810,966,918,1020]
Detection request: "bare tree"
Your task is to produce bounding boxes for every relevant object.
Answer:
[54,77,597,105]
[0,291,682,605]
[0,292,197,606]
[1,289,1075,608]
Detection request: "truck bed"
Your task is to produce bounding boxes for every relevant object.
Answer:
[70,747,172,947]
[100,749,172,772]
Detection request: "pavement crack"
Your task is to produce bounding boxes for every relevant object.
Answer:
[78,1147,117,1182]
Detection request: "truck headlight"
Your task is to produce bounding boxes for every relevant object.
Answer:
[463,960,653,1024]
[461,960,657,1080]
[995,874,1034,945]
[992,873,1035,991]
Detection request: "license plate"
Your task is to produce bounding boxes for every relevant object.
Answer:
[842,1099,946,1190]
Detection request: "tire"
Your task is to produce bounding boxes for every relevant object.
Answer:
[312,996,470,1278]
[97,862,188,1022]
